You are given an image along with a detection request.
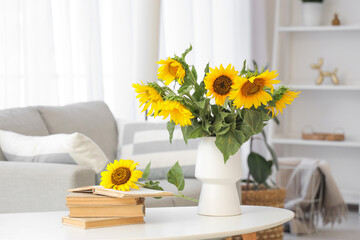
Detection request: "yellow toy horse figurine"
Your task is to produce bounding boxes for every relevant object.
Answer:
[310,58,339,85]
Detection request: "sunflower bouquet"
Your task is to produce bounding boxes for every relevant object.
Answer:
[134,45,299,163]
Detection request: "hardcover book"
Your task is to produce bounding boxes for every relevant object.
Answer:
[62,216,144,229]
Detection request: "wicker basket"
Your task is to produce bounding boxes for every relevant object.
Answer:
[240,187,287,240]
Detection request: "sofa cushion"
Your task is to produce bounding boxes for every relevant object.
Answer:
[0,107,49,160]
[0,130,108,173]
[37,101,118,164]
[117,120,199,179]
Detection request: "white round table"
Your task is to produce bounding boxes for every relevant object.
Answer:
[0,206,294,240]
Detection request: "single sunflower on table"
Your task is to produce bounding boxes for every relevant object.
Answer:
[204,64,239,106]
[100,159,143,191]
[230,70,280,109]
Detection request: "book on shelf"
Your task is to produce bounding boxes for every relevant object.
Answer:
[62,216,144,229]
[66,192,145,206]
[68,204,145,218]
[68,185,173,198]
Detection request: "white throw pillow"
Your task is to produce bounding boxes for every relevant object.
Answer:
[0,130,108,173]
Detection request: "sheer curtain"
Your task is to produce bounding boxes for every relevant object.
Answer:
[0,0,268,121]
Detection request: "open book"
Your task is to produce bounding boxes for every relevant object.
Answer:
[68,185,173,198]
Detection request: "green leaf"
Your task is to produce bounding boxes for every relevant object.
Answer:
[240,60,247,75]
[181,120,203,143]
[178,84,193,95]
[181,44,192,59]
[247,152,272,185]
[191,66,197,81]
[211,104,219,116]
[142,162,151,180]
[167,162,185,191]
[167,121,176,143]
[216,126,230,135]
[197,99,206,109]
[242,109,266,134]
[203,62,210,78]
[143,180,164,191]
[215,131,241,163]
[189,126,203,139]
[261,130,278,170]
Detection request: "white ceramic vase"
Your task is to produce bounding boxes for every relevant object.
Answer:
[302,2,323,26]
[195,137,242,216]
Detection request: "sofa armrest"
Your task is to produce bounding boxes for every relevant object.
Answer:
[0,161,96,213]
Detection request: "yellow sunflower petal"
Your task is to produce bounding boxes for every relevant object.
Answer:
[157,57,185,85]
[230,73,277,109]
[158,100,193,127]
[265,90,300,116]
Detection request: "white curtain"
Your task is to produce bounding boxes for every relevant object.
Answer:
[0,0,104,109]
[0,0,268,122]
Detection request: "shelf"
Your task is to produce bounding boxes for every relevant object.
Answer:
[278,25,360,32]
[272,137,360,148]
[288,85,360,91]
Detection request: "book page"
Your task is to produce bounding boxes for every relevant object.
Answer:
[68,185,174,198]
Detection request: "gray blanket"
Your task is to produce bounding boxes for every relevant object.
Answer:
[277,157,348,234]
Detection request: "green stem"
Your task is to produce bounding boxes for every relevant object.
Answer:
[174,193,199,203]
[135,182,147,187]
[188,67,198,86]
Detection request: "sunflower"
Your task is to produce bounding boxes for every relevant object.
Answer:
[229,70,280,109]
[100,159,143,191]
[133,81,163,116]
[157,57,186,85]
[267,90,300,117]
[158,100,193,127]
[204,64,239,106]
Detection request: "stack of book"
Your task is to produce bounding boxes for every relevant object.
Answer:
[62,185,173,229]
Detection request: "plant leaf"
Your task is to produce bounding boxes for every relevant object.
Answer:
[191,66,197,81]
[247,152,272,185]
[167,162,185,191]
[178,84,193,95]
[181,44,192,59]
[143,180,164,191]
[181,120,202,143]
[242,109,266,134]
[142,162,151,180]
[215,131,241,163]
[167,121,176,143]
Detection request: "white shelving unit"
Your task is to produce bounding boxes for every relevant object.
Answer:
[289,85,360,91]
[270,0,360,207]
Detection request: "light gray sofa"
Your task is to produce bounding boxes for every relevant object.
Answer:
[0,101,201,213]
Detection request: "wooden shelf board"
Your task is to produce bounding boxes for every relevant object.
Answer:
[278,25,360,32]
[271,137,360,147]
[288,85,360,91]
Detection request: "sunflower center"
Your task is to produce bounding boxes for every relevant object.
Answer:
[111,167,131,185]
[241,79,265,96]
[213,75,232,95]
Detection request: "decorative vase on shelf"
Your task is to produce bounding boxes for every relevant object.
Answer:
[302,1,323,26]
[195,137,242,216]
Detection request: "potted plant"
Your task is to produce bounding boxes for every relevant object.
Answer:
[301,0,324,26]
[133,46,299,217]
[241,130,287,240]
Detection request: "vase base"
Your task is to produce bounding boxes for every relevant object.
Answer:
[197,183,242,216]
